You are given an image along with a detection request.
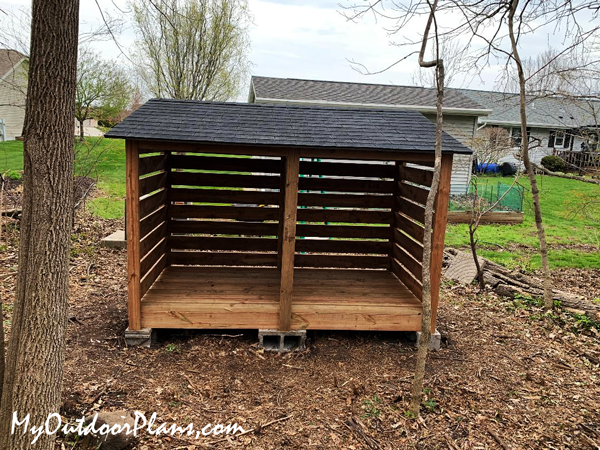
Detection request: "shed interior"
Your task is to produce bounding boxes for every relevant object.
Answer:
[107,100,467,334]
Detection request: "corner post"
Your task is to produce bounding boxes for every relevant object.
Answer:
[278,149,300,331]
[126,140,142,330]
[430,153,453,333]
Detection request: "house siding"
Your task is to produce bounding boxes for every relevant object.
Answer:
[0,61,27,141]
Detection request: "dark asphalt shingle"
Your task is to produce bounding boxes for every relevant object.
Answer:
[106,98,472,154]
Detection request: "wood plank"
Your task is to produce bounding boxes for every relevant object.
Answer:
[170,204,279,221]
[170,154,281,173]
[289,312,422,331]
[140,221,168,258]
[141,237,167,277]
[391,258,423,300]
[297,208,392,224]
[298,193,393,208]
[139,189,167,219]
[296,224,391,239]
[295,254,389,269]
[140,205,167,238]
[126,140,141,329]
[170,171,280,190]
[300,160,396,178]
[139,154,166,176]
[295,239,389,255]
[140,253,167,297]
[170,251,277,266]
[169,236,277,252]
[394,228,423,262]
[169,188,280,205]
[398,181,429,206]
[398,165,434,187]
[139,171,167,196]
[430,153,453,333]
[298,177,394,194]
[169,220,278,236]
[393,243,422,280]
[395,212,425,243]
[397,196,430,225]
[447,211,524,224]
[279,150,300,331]
[277,157,286,270]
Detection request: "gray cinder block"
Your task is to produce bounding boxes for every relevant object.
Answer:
[415,329,441,351]
[258,329,306,352]
[124,328,156,348]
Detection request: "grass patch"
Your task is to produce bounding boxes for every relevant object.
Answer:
[448,175,600,268]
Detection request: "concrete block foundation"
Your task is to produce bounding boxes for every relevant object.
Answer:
[124,328,155,348]
[258,329,306,352]
[415,329,442,351]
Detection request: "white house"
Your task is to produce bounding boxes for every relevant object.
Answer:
[0,49,27,141]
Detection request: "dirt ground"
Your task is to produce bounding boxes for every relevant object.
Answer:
[1,211,599,450]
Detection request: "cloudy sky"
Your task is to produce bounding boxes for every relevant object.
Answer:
[0,0,593,97]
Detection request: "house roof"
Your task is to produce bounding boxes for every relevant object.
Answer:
[250,76,490,116]
[105,98,472,154]
[453,88,600,129]
[0,49,26,79]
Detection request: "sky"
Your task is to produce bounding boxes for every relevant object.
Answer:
[0,0,594,99]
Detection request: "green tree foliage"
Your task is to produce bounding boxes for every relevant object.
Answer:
[131,0,251,101]
[76,48,132,139]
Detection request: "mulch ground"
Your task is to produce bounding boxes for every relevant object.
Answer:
[1,211,599,450]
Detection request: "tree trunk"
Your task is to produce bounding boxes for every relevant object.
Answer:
[0,1,79,448]
[79,119,85,142]
[508,0,553,310]
[469,223,485,290]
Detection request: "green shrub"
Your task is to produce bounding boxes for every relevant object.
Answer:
[541,155,567,172]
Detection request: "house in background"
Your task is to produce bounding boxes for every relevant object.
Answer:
[249,76,491,195]
[0,49,27,141]
[455,89,600,167]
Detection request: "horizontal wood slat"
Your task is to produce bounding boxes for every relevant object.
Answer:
[296,224,391,239]
[298,193,393,208]
[139,172,167,196]
[395,212,425,243]
[300,160,396,178]
[140,189,168,219]
[394,228,423,262]
[392,258,423,299]
[141,238,168,277]
[140,205,167,238]
[397,197,429,225]
[140,253,167,297]
[398,181,429,206]
[296,239,390,255]
[298,177,394,193]
[170,204,279,221]
[399,165,434,187]
[393,243,422,280]
[170,154,281,173]
[297,208,391,224]
[169,188,280,205]
[139,154,166,176]
[170,172,280,190]
[170,235,277,252]
[169,220,278,236]
[170,251,277,266]
[295,254,388,269]
[140,222,168,258]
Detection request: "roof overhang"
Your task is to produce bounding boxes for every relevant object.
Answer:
[479,119,577,130]
[253,96,491,117]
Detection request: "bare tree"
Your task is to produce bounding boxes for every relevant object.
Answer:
[0,2,79,450]
[412,38,467,88]
[472,127,512,170]
[132,0,251,101]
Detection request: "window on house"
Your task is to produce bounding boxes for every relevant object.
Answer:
[510,127,531,146]
[548,130,571,149]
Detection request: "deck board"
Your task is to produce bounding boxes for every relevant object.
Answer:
[140,267,423,330]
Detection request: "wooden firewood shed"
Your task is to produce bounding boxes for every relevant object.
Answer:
[105,99,471,335]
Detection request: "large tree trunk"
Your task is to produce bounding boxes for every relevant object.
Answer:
[79,119,85,142]
[0,1,79,448]
[508,0,553,310]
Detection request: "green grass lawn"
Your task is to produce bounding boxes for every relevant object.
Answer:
[446,175,600,269]
[0,138,126,218]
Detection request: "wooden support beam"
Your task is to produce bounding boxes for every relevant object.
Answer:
[430,154,453,333]
[126,140,142,330]
[278,150,300,331]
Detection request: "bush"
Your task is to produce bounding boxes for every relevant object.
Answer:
[541,155,567,172]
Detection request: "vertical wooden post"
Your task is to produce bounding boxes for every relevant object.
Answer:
[164,151,171,267]
[390,161,402,270]
[277,157,287,271]
[278,149,300,331]
[430,154,453,333]
[126,140,142,330]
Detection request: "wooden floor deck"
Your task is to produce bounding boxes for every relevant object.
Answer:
[140,267,423,331]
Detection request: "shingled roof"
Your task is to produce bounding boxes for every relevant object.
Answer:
[105,99,472,154]
[251,76,489,114]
